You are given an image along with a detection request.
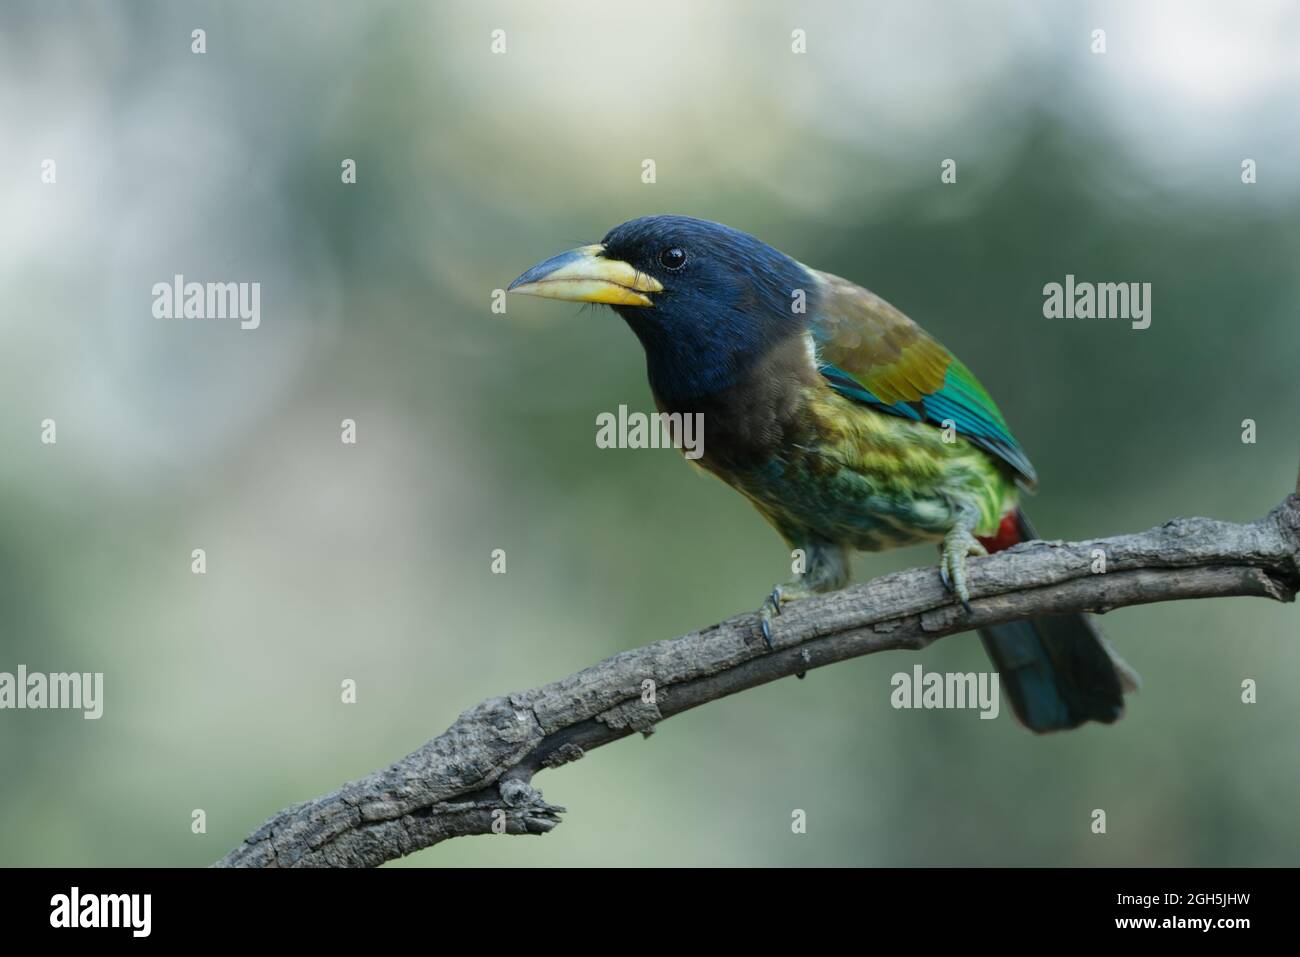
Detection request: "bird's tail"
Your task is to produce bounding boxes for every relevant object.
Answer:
[975,508,1139,733]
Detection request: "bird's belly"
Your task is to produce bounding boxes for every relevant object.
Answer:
[704,394,1013,552]
[663,363,1012,552]
[730,460,958,551]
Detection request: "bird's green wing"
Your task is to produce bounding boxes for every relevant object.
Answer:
[808,269,1037,486]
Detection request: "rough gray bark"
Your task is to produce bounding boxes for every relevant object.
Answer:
[218,477,1300,868]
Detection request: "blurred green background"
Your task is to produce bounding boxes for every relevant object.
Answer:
[1,0,1298,867]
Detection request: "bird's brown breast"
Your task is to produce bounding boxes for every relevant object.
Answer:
[652,333,820,473]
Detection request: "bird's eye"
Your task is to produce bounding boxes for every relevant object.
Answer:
[659,247,687,270]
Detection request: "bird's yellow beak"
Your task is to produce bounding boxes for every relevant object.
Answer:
[508,244,661,307]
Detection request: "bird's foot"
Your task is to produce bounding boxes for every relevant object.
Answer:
[756,581,814,650]
[939,529,987,614]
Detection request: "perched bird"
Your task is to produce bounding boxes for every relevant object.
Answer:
[509,215,1137,732]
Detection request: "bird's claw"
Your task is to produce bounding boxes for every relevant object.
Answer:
[938,565,970,613]
[755,582,811,650]
[940,529,986,615]
[756,587,784,649]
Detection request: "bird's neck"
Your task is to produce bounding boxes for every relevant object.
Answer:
[627,306,805,405]
[649,331,821,471]
[640,332,761,403]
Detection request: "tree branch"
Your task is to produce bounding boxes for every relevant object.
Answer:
[217,476,1300,867]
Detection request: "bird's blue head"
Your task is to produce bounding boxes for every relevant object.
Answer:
[508,215,811,402]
